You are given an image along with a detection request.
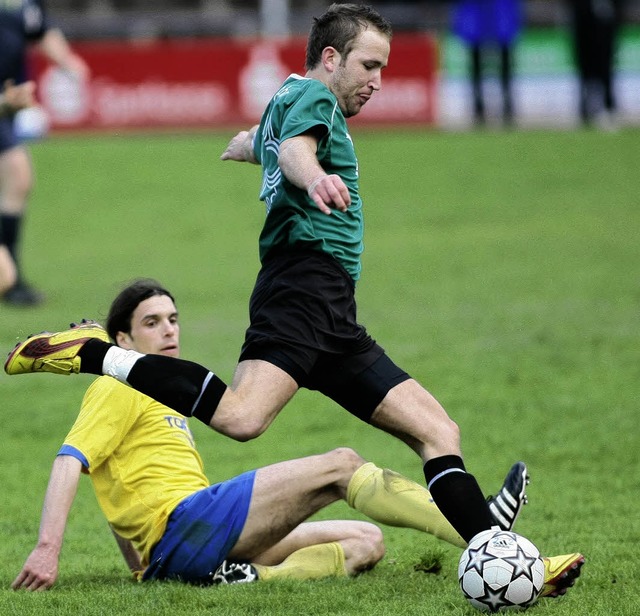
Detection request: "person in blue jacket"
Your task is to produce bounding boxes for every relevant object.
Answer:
[453,0,523,126]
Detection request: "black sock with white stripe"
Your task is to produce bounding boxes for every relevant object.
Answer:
[126,355,226,425]
[424,455,495,543]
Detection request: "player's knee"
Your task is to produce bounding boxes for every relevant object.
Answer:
[327,447,367,474]
[349,523,385,574]
[364,523,385,564]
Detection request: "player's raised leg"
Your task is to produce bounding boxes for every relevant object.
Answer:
[5,322,295,438]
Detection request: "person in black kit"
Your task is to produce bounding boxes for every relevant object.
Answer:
[0,0,89,305]
[566,0,624,128]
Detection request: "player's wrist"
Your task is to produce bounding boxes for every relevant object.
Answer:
[307,174,327,196]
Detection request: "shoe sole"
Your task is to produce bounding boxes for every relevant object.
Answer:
[4,334,50,374]
[4,323,107,375]
[542,555,585,598]
[4,334,82,375]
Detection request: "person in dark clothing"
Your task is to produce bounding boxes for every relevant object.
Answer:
[453,0,523,126]
[566,0,624,127]
[0,0,89,305]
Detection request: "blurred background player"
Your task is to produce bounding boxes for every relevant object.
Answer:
[0,0,89,306]
[565,0,624,128]
[452,0,523,126]
[0,79,35,296]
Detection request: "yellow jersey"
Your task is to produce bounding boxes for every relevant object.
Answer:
[61,376,209,565]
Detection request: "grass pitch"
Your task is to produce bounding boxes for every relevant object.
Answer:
[1,127,639,615]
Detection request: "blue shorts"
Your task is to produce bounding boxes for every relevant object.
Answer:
[142,469,256,585]
[0,116,19,154]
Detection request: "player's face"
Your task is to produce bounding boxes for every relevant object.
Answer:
[117,294,180,357]
[329,28,390,118]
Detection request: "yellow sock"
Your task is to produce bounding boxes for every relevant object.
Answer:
[347,462,466,548]
[253,542,347,581]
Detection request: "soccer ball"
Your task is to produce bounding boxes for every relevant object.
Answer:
[14,106,50,142]
[458,529,545,613]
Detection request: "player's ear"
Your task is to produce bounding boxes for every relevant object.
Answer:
[322,46,339,72]
[116,331,133,350]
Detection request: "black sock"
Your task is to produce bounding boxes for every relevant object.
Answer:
[424,455,494,543]
[191,372,227,425]
[77,339,111,374]
[1,214,22,283]
[0,214,20,263]
[126,355,227,424]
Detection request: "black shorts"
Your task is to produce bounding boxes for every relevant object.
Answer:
[239,249,410,421]
[0,116,18,154]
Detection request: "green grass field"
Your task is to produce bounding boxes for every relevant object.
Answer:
[1,127,638,615]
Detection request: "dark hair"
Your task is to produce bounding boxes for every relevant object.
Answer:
[305,3,392,71]
[106,278,175,342]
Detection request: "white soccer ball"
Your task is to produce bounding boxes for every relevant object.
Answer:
[458,529,545,613]
[14,106,50,141]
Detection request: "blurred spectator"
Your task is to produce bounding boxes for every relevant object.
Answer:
[0,80,36,297]
[566,0,624,128]
[452,0,523,126]
[0,0,89,306]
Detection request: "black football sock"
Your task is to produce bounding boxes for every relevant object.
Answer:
[424,455,494,543]
[0,214,20,262]
[126,355,227,424]
[0,214,22,280]
[77,338,111,374]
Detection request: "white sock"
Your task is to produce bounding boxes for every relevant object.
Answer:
[102,346,144,383]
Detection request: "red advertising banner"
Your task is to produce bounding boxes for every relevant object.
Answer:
[29,34,438,131]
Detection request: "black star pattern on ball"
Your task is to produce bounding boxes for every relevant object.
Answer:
[479,584,513,613]
[465,540,499,575]
[503,544,539,583]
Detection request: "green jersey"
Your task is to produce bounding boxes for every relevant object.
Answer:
[253,74,364,281]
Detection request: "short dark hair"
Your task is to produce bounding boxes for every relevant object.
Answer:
[305,3,392,71]
[106,278,175,342]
